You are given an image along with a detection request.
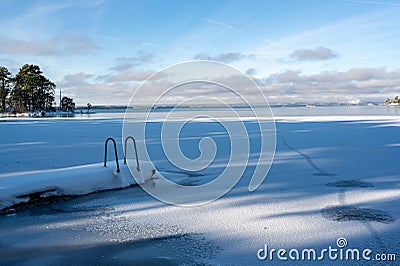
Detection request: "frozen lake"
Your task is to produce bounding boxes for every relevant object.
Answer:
[0,106,399,265]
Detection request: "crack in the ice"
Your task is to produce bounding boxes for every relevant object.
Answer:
[281,137,336,176]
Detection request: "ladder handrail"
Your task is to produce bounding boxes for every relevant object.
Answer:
[104,137,120,173]
[124,136,140,171]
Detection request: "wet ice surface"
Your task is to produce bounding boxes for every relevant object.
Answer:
[1,113,400,265]
[322,205,396,223]
[326,180,375,188]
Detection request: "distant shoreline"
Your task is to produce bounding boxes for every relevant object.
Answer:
[1,105,399,121]
[75,102,385,110]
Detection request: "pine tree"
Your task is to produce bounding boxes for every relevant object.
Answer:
[60,96,76,112]
[0,66,12,112]
[10,64,55,112]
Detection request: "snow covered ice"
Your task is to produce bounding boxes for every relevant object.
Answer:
[0,107,399,265]
[0,159,160,210]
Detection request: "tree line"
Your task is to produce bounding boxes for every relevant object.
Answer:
[0,64,75,114]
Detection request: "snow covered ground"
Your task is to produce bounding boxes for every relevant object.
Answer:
[0,107,399,265]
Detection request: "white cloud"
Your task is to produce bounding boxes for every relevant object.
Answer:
[59,72,95,87]
[290,47,338,61]
[58,68,158,105]
[97,70,155,83]
[0,33,100,56]
[245,68,258,76]
[110,52,154,71]
[194,53,254,63]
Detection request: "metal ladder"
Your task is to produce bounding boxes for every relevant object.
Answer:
[124,136,140,171]
[104,136,141,173]
[104,137,120,173]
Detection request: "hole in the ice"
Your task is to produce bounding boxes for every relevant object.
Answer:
[326,180,374,188]
[321,205,395,223]
[176,178,201,186]
[313,172,337,176]
[160,169,204,178]
[16,189,58,200]
[47,203,115,213]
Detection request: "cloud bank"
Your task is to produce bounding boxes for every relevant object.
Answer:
[255,67,400,103]
[0,33,99,56]
[58,65,400,105]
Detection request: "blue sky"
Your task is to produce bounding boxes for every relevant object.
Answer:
[0,0,400,105]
